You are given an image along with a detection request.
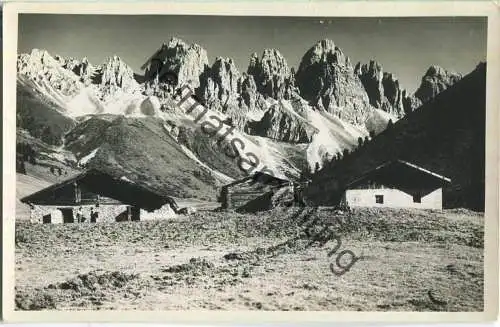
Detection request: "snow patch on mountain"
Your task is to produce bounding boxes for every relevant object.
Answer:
[79,147,100,166]
[306,110,367,170]
[65,88,105,117]
[120,176,135,183]
[18,49,148,118]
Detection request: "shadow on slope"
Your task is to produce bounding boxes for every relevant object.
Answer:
[16,81,76,146]
[306,63,486,210]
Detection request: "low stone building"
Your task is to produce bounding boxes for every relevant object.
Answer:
[342,160,451,210]
[21,169,178,224]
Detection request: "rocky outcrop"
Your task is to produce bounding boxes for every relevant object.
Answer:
[236,73,269,113]
[98,56,139,92]
[17,50,146,118]
[381,73,406,117]
[246,100,316,143]
[354,60,407,118]
[17,49,82,97]
[402,90,422,115]
[57,56,96,86]
[143,37,209,89]
[247,49,296,100]
[89,56,143,104]
[18,50,140,99]
[414,65,462,103]
[354,61,384,108]
[237,73,258,109]
[295,39,372,125]
[197,57,240,113]
[196,58,269,129]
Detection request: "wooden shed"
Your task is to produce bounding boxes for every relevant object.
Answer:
[219,172,290,210]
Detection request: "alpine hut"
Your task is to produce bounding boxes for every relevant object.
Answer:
[341,160,452,210]
[20,169,178,224]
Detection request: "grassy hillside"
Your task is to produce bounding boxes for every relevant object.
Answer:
[88,116,225,201]
[305,63,486,210]
[16,82,76,146]
[175,118,247,180]
[64,116,114,159]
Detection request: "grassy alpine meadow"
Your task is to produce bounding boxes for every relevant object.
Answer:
[14,207,483,311]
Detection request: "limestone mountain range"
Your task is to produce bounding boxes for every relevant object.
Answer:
[16,37,466,199]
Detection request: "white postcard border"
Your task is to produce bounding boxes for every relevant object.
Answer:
[2,1,499,323]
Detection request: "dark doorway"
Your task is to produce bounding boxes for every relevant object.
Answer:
[115,209,129,222]
[42,214,51,224]
[131,206,140,221]
[413,193,422,203]
[59,208,74,223]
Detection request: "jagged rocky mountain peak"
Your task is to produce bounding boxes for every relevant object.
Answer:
[414,65,462,103]
[295,40,371,124]
[18,49,97,85]
[18,49,57,71]
[165,37,188,49]
[247,48,295,100]
[354,60,383,78]
[355,60,385,108]
[425,65,457,78]
[212,57,239,75]
[214,56,235,65]
[236,73,261,110]
[99,55,138,89]
[26,48,52,60]
[237,73,257,91]
[144,37,209,89]
[197,56,241,108]
[354,60,408,118]
[17,49,86,98]
[299,39,351,69]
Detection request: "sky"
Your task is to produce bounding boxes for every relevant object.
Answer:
[18,15,487,93]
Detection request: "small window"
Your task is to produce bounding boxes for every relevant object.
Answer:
[413,193,422,203]
[375,195,384,204]
[42,214,51,224]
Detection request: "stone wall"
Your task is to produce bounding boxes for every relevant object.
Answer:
[140,204,177,220]
[30,203,178,224]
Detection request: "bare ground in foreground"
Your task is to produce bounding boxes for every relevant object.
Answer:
[14,207,484,311]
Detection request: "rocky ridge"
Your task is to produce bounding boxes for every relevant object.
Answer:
[195,57,269,129]
[246,99,317,143]
[17,49,83,98]
[354,60,409,118]
[16,37,471,186]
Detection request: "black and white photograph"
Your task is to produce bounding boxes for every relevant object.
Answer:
[2,1,499,323]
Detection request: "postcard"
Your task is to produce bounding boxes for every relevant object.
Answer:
[2,1,499,323]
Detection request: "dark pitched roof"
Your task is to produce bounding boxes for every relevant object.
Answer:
[345,159,451,190]
[223,171,290,189]
[21,169,176,211]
